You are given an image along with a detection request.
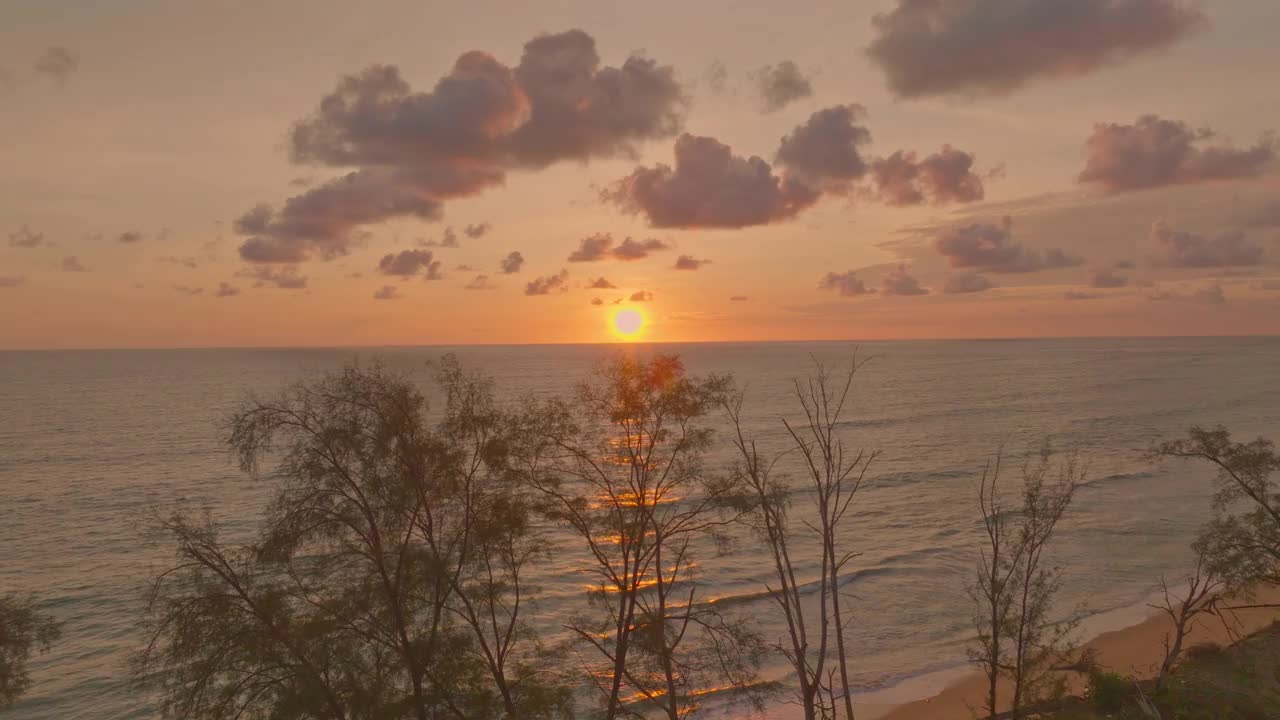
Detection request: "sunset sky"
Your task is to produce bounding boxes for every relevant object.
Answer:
[2,0,1279,348]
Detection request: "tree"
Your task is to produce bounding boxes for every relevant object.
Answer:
[0,593,62,709]
[1150,547,1222,691]
[1152,426,1280,593]
[135,359,568,720]
[970,447,1082,719]
[514,354,763,719]
[722,357,876,720]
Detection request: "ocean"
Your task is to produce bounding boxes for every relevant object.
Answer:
[3,337,1279,719]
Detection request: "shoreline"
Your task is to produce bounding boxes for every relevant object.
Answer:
[865,585,1280,720]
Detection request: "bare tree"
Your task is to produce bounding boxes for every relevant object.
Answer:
[135,359,568,720]
[723,357,875,720]
[1150,548,1223,691]
[0,593,62,709]
[970,447,1082,719]
[515,354,762,720]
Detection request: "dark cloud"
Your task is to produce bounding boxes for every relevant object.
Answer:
[1149,221,1263,267]
[377,249,444,279]
[418,226,459,248]
[1064,290,1102,301]
[880,265,928,295]
[173,285,204,296]
[629,290,654,302]
[455,264,477,272]
[1079,115,1276,194]
[237,265,309,289]
[870,146,986,205]
[775,105,872,191]
[590,297,605,306]
[1115,259,1136,269]
[673,255,709,270]
[934,218,1084,273]
[605,133,819,228]
[730,295,749,302]
[61,256,88,272]
[866,0,1206,98]
[756,61,813,113]
[613,237,670,260]
[567,233,614,262]
[463,222,492,239]
[1148,283,1226,304]
[158,256,199,269]
[498,251,524,274]
[942,272,995,294]
[33,46,79,84]
[0,275,25,288]
[464,274,496,290]
[1088,268,1129,288]
[588,277,617,289]
[8,226,44,248]
[215,282,241,298]
[1243,200,1280,228]
[241,31,684,264]
[373,285,402,300]
[117,231,145,244]
[525,270,569,296]
[704,61,729,96]
[818,271,872,297]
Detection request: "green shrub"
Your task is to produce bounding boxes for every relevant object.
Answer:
[1085,668,1130,713]
[1183,641,1222,661]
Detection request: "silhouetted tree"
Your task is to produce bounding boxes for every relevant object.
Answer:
[1150,547,1222,691]
[514,354,764,720]
[723,356,876,720]
[0,592,62,709]
[135,359,568,720]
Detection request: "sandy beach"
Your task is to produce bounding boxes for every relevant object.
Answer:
[867,586,1280,720]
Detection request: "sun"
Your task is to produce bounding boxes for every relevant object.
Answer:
[610,307,646,341]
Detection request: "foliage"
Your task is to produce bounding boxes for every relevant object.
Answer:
[0,593,62,708]
[1084,668,1129,713]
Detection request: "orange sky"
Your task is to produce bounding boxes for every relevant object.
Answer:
[2,1,1279,349]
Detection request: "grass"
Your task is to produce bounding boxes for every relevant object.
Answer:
[1044,621,1280,720]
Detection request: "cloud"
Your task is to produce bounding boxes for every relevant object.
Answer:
[755,60,813,113]
[1243,200,1280,228]
[463,222,491,239]
[158,256,199,268]
[870,146,987,205]
[525,270,569,295]
[0,275,24,288]
[673,255,709,270]
[240,31,684,263]
[1115,259,1136,269]
[33,46,79,84]
[568,233,671,262]
[498,251,524,274]
[8,226,45,248]
[173,285,204,296]
[455,264,476,272]
[566,233,613,262]
[1148,283,1226,304]
[418,226,459,248]
[237,265,309,289]
[377,249,444,279]
[606,133,819,228]
[1079,115,1276,194]
[1088,268,1129,288]
[880,265,928,295]
[775,104,872,191]
[464,274,496,290]
[117,231,144,244]
[730,295,749,302]
[942,272,995,294]
[215,282,241,298]
[61,256,88,272]
[591,297,604,306]
[1149,221,1263,267]
[704,61,729,95]
[1064,290,1102,300]
[629,290,654,302]
[866,0,1206,98]
[934,218,1084,273]
[818,270,872,297]
[588,277,617,289]
[373,285,402,300]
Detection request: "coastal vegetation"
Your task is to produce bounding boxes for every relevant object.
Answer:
[5,355,1275,717]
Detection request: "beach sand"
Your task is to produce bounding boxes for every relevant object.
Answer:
[868,586,1280,720]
